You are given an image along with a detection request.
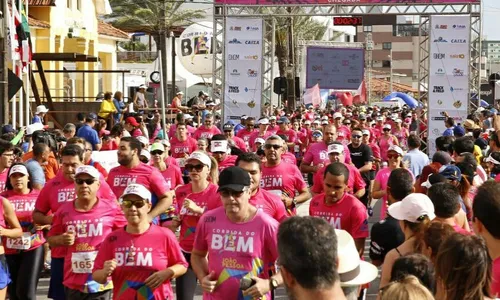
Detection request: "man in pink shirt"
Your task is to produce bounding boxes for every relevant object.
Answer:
[222,123,247,152]
[333,112,351,145]
[236,117,256,146]
[193,113,221,140]
[107,137,173,224]
[309,162,369,256]
[472,181,500,296]
[236,152,287,222]
[261,135,310,215]
[210,135,237,173]
[47,165,127,300]
[311,143,366,199]
[191,167,283,299]
[268,116,279,134]
[248,117,273,151]
[0,141,15,191]
[169,122,197,161]
[276,117,298,150]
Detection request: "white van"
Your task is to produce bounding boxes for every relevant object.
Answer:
[371,100,404,109]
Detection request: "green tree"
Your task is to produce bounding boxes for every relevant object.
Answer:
[107,0,205,103]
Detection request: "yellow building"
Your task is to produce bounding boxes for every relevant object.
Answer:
[26,0,129,101]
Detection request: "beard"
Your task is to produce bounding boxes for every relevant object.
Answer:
[118,155,133,166]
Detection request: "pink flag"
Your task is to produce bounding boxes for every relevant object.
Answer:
[303,84,321,107]
[353,80,367,105]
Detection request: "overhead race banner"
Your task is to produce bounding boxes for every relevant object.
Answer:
[215,0,478,5]
[427,15,470,155]
[306,47,364,90]
[224,18,263,124]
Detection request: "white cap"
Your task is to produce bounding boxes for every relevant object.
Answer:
[383,124,392,130]
[138,84,147,89]
[161,139,171,147]
[269,116,277,121]
[362,130,370,136]
[136,136,149,146]
[211,140,228,153]
[183,114,194,120]
[376,116,383,121]
[26,123,44,135]
[176,91,184,95]
[75,166,100,179]
[395,119,402,123]
[186,151,212,168]
[406,113,412,118]
[336,230,378,286]
[333,112,343,119]
[485,154,500,165]
[388,145,404,156]
[258,118,270,125]
[321,120,329,125]
[120,183,152,203]
[35,105,49,114]
[321,116,329,120]
[476,107,485,113]
[388,193,436,223]
[8,165,28,177]
[391,113,398,119]
[255,138,265,144]
[346,112,353,117]
[304,120,311,125]
[140,149,151,161]
[313,120,321,125]
[327,144,344,154]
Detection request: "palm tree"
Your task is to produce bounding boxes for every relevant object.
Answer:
[107,0,205,103]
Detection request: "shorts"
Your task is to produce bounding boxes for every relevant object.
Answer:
[64,287,111,300]
[48,257,65,300]
[0,254,11,289]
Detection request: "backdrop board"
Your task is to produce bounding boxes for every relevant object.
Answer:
[427,15,471,156]
[306,47,364,90]
[215,0,479,5]
[223,18,264,124]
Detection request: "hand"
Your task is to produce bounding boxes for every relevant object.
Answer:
[103,259,117,277]
[61,230,75,246]
[183,199,202,214]
[145,269,172,289]
[402,159,410,169]
[315,163,324,172]
[242,277,271,298]
[201,271,217,293]
[35,224,49,231]
[281,195,293,208]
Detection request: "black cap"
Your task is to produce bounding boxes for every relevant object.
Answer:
[218,166,251,192]
[223,123,234,131]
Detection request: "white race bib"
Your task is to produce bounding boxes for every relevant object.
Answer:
[269,190,282,196]
[176,158,186,167]
[71,251,98,274]
[6,233,31,250]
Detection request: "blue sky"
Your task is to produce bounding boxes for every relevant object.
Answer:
[484,0,500,40]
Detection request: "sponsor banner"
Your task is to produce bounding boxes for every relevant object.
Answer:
[428,15,470,156]
[216,0,479,5]
[91,151,119,173]
[306,47,364,90]
[224,18,263,124]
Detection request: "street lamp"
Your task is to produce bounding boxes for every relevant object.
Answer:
[388,47,393,93]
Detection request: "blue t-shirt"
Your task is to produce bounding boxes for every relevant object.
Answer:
[25,159,46,187]
[443,127,454,137]
[76,124,100,150]
[32,115,42,124]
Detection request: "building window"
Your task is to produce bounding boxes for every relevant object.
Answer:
[363,26,372,32]
[383,42,392,50]
[77,0,81,10]
[382,60,392,68]
[67,0,71,8]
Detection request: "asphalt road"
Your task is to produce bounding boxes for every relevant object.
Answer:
[35,199,383,300]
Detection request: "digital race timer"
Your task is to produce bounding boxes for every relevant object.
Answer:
[333,17,363,26]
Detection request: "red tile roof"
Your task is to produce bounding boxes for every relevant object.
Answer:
[98,21,130,40]
[27,0,56,6]
[28,15,50,29]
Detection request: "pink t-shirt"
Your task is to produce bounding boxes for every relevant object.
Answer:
[169,136,197,159]
[217,155,237,173]
[250,188,287,222]
[158,165,184,191]
[231,136,247,152]
[281,152,297,166]
[492,257,500,297]
[35,172,116,258]
[236,129,256,143]
[303,142,352,166]
[48,199,127,292]
[276,129,298,144]
[309,193,369,239]
[2,190,45,254]
[268,125,279,134]
[168,124,195,139]
[175,183,220,252]
[0,170,7,191]
[93,225,188,300]
[248,131,273,151]
[305,112,315,121]
[193,126,221,140]
[374,167,394,220]
[107,163,169,200]
[165,156,179,167]
[193,208,279,300]
[311,164,366,195]
[336,126,351,146]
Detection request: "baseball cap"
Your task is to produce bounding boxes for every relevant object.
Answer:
[136,136,149,146]
[362,130,370,136]
[269,116,277,121]
[321,120,329,125]
[120,183,152,203]
[255,138,265,144]
[313,120,321,125]
[383,124,392,130]
[125,117,140,127]
[328,144,344,154]
[88,113,98,120]
[223,123,234,131]
[321,116,329,120]
[333,112,343,119]
[277,117,290,124]
[26,123,44,135]
[161,139,170,147]
[388,193,436,223]
[217,166,251,192]
[388,145,404,156]
[485,152,500,165]
[2,125,15,134]
[439,165,462,181]
[336,230,378,286]
[140,149,151,161]
[312,130,323,137]
[183,114,194,120]
[150,143,165,153]
[304,120,311,125]
[186,151,212,168]
[241,115,248,120]
[206,101,216,106]
[75,166,100,179]
[376,116,383,121]
[211,140,228,153]
[359,114,367,120]
[258,118,270,125]
[395,119,402,123]
[8,165,28,177]
[453,125,465,137]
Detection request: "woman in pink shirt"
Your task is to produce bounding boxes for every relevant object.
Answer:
[2,164,45,300]
[379,124,399,162]
[93,184,188,300]
[124,116,144,138]
[392,119,409,150]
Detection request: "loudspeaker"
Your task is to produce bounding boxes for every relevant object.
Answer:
[273,77,287,95]
[295,77,300,98]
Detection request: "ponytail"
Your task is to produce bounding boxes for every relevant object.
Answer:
[404,216,432,253]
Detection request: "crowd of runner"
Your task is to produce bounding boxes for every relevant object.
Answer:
[0,100,497,300]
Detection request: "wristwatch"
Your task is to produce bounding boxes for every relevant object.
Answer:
[292,198,298,206]
[270,278,279,291]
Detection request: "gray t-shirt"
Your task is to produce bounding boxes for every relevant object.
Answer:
[25,159,45,187]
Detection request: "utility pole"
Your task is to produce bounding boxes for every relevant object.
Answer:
[159,0,169,106]
[170,31,176,95]
[286,8,295,111]
[0,0,7,124]
[366,33,373,104]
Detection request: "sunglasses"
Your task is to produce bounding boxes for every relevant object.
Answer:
[387,154,400,160]
[151,150,164,156]
[121,199,147,208]
[220,189,245,198]
[75,178,97,185]
[185,164,205,172]
[224,130,232,133]
[344,123,351,125]
[264,144,281,150]
[383,129,391,131]
[352,135,362,139]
